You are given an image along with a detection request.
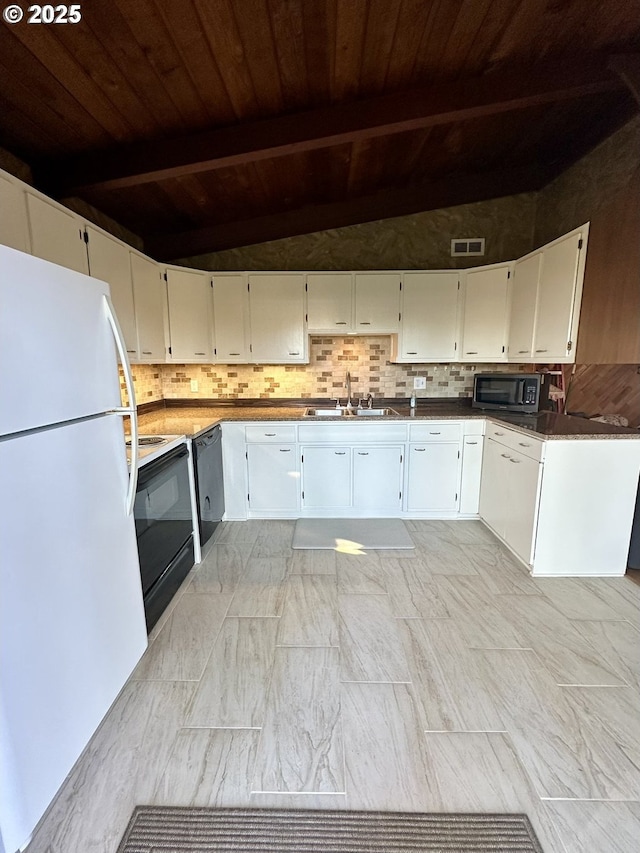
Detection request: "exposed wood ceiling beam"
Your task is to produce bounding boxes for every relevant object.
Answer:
[146,163,551,261]
[38,59,621,196]
[609,54,640,108]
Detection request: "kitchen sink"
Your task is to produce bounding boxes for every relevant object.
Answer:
[304,407,350,416]
[355,407,399,416]
[304,406,400,417]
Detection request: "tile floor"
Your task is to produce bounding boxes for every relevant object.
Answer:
[26,520,640,853]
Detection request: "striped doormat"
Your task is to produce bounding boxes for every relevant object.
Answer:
[117,807,545,851]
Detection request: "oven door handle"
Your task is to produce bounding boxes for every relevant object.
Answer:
[103,294,138,516]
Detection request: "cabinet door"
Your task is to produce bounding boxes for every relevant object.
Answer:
[0,171,30,252]
[478,437,507,536]
[307,273,353,332]
[302,446,351,508]
[459,436,484,515]
[354,273,400,333]
[247,444,299,512]
[406,443,460,512]
[212,273,250,362]
[25,193,88,274]
[533,232,583,360]
[131,253,166,362]
[86,226,138,358]
[249,274,306,362]
[461,265,510,361]
[166,268,213,361]
[504,450,541,565]
[399,272,460,361]
[508,253,541,360]
[353,446,402,510]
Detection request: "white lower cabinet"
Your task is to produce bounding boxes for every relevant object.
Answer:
[301,445,403,513]
[479,431,543,565]
[301,446,351,509]
[247,443,300,513]
[404,422,462,514]
[459,427,484,516]
[406,443,460,512]
[353,446,403,511]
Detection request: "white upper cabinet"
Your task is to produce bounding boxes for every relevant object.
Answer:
[131,253,166,362]
[507,224,588,363]
[25,192,88,274]
[248,273,307,363]
[395,272,460,362]
[460,264,511,361]
[166,267,214,362]
[306,273,353,332]
[212,273,250,363]
[533,228,587,361]
[354,273,401,333]
[85,226,138,358]
[0,170,30,253]
[508,253,541,360]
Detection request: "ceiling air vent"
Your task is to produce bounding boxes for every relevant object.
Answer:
[451,238,485,257]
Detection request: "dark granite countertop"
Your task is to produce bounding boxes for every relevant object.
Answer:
[134,398,640,441]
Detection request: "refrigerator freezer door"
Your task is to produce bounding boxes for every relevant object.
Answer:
[0,415,147,853]
[0,246,122,437]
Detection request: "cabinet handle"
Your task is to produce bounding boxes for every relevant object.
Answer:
[407,351,418,355]
[466,351,478,354]
[264,433,276,436]
[429,431,441,435]
[357,452,369,455]
[335,321,347,325]
[279,448,291,452]
[509,458,521,463]
[466,441,478,445]
[501,453,511,459]
[334,451,346,455]
[494,431,504,435]
[414,447,426,452]
[194,351,206,355]
[535,349,548,353]
[288,351,300,355]
[229,352,240,356]
[142,350,152,355]
[127,349,136,354]
[518,442,531,447]
[518,350,529,353]
[359,322,371,325]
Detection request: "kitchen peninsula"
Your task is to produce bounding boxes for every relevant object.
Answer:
[136,398,640,580]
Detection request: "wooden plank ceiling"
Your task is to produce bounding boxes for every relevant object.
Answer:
[1,0,639,260]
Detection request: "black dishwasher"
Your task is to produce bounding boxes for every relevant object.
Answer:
[193,425,225,547]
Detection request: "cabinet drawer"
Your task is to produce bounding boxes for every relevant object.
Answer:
[409,422,462,442]
[245,425,297,443]
[298,423,408,443]
[486,422,544,461]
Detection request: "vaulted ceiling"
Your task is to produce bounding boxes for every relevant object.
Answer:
[1,0,639,260]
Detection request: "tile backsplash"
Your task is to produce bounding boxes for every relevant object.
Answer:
[123,337,521,406]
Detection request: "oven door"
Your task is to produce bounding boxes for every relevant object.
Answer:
[134,444,193,596]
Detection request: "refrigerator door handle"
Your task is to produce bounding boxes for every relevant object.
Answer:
[103,294,138,515]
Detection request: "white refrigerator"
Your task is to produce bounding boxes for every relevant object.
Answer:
[0,246,147,853]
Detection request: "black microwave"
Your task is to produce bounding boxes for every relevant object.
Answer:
[472,373,550,413]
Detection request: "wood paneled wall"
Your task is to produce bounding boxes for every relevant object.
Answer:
[576,166,640,363]
[566,365,640,427]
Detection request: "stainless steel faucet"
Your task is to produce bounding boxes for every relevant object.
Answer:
[345,371,353,409]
